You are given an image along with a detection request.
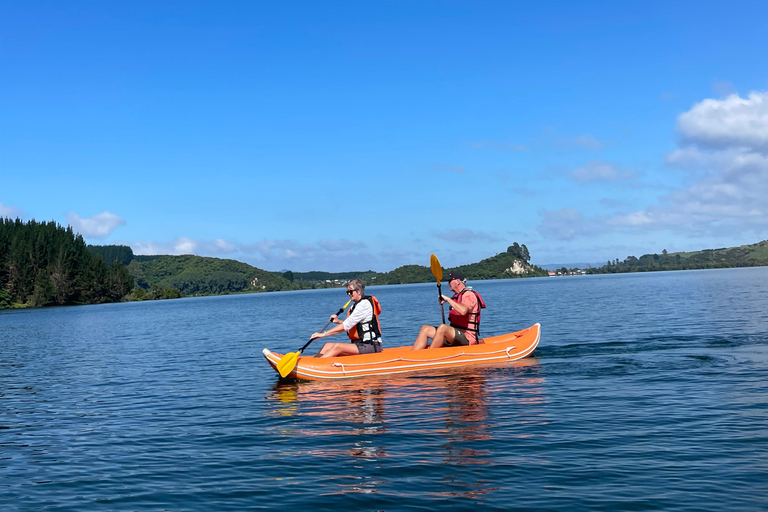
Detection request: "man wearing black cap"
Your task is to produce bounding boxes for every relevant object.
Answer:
[411,270,486,350]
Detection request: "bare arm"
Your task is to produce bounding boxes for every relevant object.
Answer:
[311,322,345,339]
[441,295,470,316]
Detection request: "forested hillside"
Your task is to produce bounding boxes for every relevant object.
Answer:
[88,245,296,296]
[87,244,135,266]
[0,219,133,308]
[127,255,295,295]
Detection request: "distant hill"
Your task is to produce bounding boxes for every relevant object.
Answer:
[279,244,547,287]
[450,248,548,280]
[588,240,768,274]
[86,245,295,296]
[127,255,295,295]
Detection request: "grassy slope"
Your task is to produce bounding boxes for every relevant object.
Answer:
[670,240,768,262]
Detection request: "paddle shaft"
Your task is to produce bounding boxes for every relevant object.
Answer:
[298,306,345,353]
[437,282,446,324]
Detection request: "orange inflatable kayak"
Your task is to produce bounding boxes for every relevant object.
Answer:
[262,323,541,380]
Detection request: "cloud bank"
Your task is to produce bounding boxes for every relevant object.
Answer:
[540,90,768,241]
[677,91,768,151]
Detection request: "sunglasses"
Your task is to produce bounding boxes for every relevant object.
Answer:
[346,289,357,296]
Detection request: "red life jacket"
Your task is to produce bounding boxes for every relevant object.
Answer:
[448,289,486,337]
[346,295,382,344]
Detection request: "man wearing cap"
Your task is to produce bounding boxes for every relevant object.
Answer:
[412,270,486,350]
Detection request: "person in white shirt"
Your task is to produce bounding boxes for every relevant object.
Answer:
[312,279,383,358]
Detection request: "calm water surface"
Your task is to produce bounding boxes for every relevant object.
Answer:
[2,268,768,511]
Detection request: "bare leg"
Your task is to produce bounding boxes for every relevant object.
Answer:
[430,325,456,349]
[412,325,437,350]
[316,342,361,358]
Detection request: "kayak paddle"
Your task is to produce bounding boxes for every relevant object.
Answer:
[276,299,352,378]
[430,254,446,324]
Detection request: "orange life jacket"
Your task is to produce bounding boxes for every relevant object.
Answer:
[346,295,382,343]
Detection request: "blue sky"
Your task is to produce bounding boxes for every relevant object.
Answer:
[2,1,767,271]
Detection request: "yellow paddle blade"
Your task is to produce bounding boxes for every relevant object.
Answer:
[276,299,350,378]
[277,351,299,378]
[430,254,443,282]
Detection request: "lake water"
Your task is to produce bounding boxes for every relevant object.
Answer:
[2,268,768,511]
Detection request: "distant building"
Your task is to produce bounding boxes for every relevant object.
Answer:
[547,270,556,277]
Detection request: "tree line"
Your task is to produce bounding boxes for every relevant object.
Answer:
[0,218,134,308]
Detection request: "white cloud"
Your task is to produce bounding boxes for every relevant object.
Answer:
[610,91,768,236]
[131,241,171,255]
[571,160,636,183]
[0,202,21,218]
[215,238,235,252]
[174,237,197,254]
[67,211,126,239]
[677,91,768,151]
[608,211,654,227]
[133,237,237,256]
[546,90,768,241]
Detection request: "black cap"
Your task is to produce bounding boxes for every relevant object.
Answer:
[443,270,465,282]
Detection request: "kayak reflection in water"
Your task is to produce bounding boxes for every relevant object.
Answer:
[313,279,383,358]
[412,271,486,350]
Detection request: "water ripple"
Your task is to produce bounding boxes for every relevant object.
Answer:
[2,269,768,510]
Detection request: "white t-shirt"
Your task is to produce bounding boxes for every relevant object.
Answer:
[342,299,381,343]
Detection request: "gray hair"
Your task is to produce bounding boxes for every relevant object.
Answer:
[348,279,365,294]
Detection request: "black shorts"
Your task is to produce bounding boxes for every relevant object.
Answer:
[354,341,382,354]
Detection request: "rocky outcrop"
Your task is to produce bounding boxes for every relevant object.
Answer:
[505,260,528,275]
